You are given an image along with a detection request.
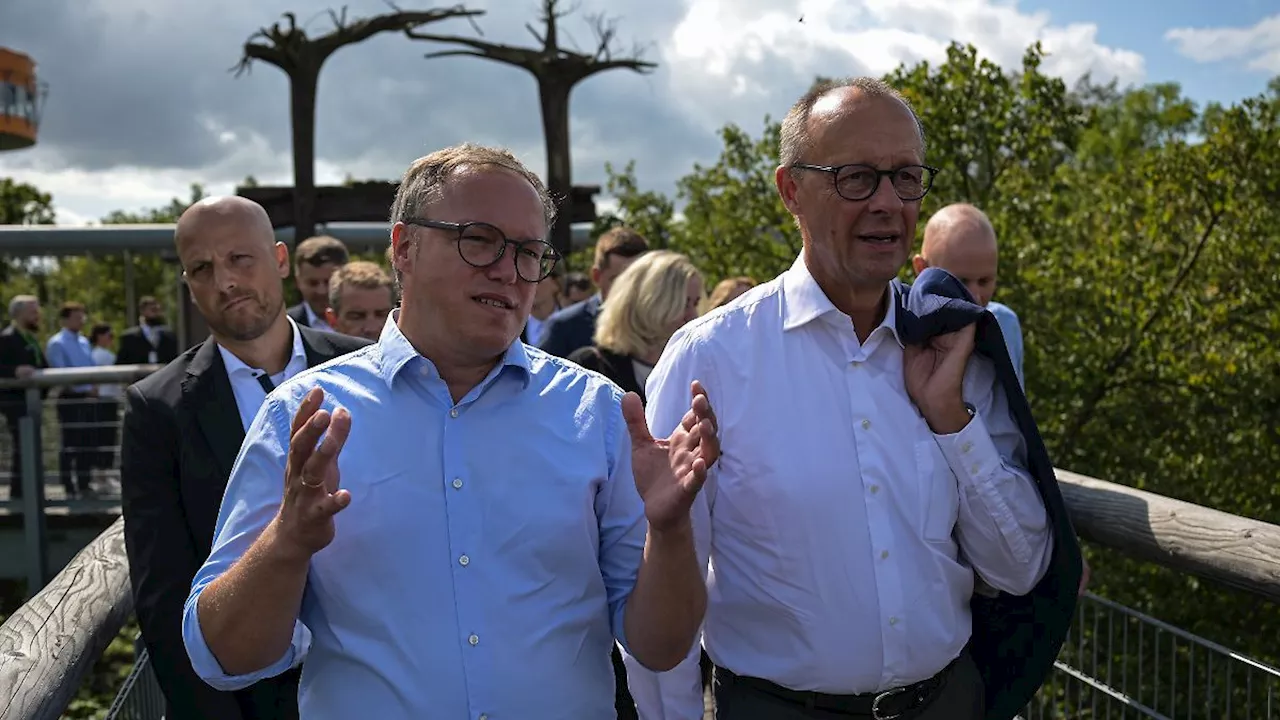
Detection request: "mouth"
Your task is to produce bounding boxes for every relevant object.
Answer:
[223,296,253,311]
[472,294,514,310]
[858,233,901,245]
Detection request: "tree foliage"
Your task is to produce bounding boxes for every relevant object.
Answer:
[598,42,1280,675]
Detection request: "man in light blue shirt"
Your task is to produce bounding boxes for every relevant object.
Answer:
[182,143,719,719]
[46,300,97,497]
[914,203,1026,386]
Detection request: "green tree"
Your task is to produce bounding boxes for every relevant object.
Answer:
[0,178,55,225]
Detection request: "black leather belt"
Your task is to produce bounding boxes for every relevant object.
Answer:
[715,655,958,719]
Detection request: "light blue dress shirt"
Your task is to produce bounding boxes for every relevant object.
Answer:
[182,312,647,719]
[46,328,96,392]
[988,301,1024,388]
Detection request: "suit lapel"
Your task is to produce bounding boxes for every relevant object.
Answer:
[299,325,336,368]
[182,340,245,480]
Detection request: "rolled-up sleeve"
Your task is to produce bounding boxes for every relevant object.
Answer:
[622,326,717,720]
[181,393,312,690]
[597,388,648,655]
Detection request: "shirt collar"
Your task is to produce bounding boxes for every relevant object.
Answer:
[375,309,533,389]
[780,253,903,347]
[217,317,307,376]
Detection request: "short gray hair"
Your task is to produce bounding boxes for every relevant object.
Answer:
[8,295,37,319]
[778,77,926,168]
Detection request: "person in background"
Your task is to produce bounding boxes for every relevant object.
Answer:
[89,323,121,477]
[537,226,649,358]
[0,295,47,500]
[117,296,179,365]
[120,196,369,720]
[703,276,757,314]
[562,271,594,305]
[567,249,705,719]
[288,235,350,332]
[522,267,562,344]
[46,301,97,498]
[913,203,1024,387]
[324,260,396,342]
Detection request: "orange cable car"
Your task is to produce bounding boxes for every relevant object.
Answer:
[0,48,48,151]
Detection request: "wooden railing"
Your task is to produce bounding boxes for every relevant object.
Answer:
[1,470,1278,719]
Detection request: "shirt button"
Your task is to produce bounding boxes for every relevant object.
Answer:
[449,408,459,418]
[880,550,889,560]
[468,634,479,646]
[971,463,981,475]
[861,419,871,430]
[961,441,973,454]
[459,554,470,566]
[452,478,463,489]
[479,715,489,720]
[889,617,899,626]
[869,485,880,494]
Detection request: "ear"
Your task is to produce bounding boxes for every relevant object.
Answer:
[390,223,414,277]
[324,307,339,327]
[775,165,802,217]
[274,242,290,279]
[589,266,602,286]
[911,255,927,276]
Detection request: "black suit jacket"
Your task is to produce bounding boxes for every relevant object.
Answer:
[895,268,1082,720]
[286,303,311,328]
[0,325,49,415]
[567,346,647,402]
[120,325,369,720]
[117,325,179,366]
[536,294,601,359]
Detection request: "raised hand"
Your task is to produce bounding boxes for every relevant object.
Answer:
[904,323,976,432]
[276,388,353,558]
[625,380,720,533]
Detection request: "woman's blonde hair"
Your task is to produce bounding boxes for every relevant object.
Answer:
[594,250,702,358]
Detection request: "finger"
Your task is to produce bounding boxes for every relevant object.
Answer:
[679,407,699,433]
[696,417,721,466]
[311,488,352,518]
[287,408,331,489]
[290,388,325,438]
[680,457,708,497]
[689,381,717,431]
[299,407,352,493]
[621,392,655,446]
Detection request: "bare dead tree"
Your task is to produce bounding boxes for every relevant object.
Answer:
[234,4,485,240]
[408,0,657,257]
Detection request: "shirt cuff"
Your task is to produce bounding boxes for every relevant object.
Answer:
[181,585,304,691]
[932,409,1002,486]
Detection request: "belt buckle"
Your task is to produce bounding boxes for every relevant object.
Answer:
[871,686,910,720]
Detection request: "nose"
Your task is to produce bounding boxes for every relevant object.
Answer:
[865,174,905,213]
[484,246,520,285]
[212,262,238,293]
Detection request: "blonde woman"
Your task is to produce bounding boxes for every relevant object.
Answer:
[568,250,703,404]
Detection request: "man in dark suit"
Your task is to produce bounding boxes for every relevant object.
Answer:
[536,226,648,358]
[0,295,47,499]
[116,295,179,366]
[120,197,369,720]
[286,235,349,332]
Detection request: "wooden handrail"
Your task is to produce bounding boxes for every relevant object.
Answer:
[0,469,1278,719]
[0,517,132,720]
[1058,469,1280,603]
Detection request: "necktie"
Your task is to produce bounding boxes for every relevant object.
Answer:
[256,373,275,393]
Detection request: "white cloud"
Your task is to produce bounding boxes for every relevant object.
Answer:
[1166,13,1280,74]
[2,0,1150,226]
[662,0,1146,133]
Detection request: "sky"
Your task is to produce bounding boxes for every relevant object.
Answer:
[0,0,1277,226]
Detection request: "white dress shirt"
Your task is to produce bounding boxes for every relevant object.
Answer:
[216,318,309,432]
[624,255,1053,719]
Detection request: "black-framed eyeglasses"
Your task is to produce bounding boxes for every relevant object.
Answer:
[403,218,561,283]
[790,163,939,202]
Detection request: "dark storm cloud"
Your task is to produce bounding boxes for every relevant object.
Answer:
[0,0,721,197]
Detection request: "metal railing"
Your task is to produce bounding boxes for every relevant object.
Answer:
[102,639,167,720]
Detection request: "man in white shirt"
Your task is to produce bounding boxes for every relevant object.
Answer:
[625,77,1055,720]
[913,203,1026,387]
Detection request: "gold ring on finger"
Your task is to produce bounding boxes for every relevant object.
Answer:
[299,475,325,489]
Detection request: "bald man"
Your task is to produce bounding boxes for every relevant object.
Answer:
[119,197,369,720]
[914,203,1025,386]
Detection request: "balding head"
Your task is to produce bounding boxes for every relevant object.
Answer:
[914,204,1000,306]
[175,196,275,252]
[176,196,290,344]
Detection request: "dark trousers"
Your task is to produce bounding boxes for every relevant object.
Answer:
[4,411,26,498]
[713,651,985,720]
[91,397,120,469]
[56,391,93,494]
[613,644,638,720]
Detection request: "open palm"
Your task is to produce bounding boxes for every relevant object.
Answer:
[624,381,720,533]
